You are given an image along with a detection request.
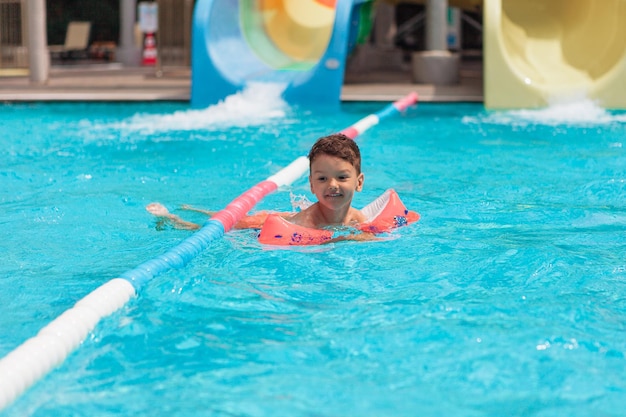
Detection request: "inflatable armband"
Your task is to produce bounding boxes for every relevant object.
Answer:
[258,189,419,246]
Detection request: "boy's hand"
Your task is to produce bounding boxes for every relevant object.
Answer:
[146,202,171,217]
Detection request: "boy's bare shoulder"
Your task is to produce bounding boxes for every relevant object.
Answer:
[280,205,367,229]
[349,207,368,224]
[283,204,318,228]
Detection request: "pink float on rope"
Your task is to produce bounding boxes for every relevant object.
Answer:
[340,92,418,139]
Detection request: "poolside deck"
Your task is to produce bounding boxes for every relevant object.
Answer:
[0,59,483,103]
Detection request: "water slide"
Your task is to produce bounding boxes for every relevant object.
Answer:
[485,0,626,109]
[191,0,373,108]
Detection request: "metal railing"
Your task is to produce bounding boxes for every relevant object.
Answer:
[0,0,27,68]
[0,0,196,70]
[156,0,194,68]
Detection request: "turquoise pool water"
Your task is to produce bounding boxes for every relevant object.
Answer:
[2,91,626,416]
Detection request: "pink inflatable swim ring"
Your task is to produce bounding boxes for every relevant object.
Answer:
[258,189,420,246]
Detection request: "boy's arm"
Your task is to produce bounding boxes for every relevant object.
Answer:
[149,203,291,230]
[146,203,201,230]
[233,211,271,229]
[180,205,216,216]
[324,231,378,244]
[180,204,271,229]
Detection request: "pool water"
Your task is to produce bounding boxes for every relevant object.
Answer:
[2,91,626,416]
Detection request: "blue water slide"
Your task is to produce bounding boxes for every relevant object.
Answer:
[190,0,371,108]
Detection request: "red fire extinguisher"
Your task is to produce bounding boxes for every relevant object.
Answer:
[142,32,157,66]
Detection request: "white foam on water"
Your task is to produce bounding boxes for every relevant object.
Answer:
[113,82,289,133]
[464,98,626,126]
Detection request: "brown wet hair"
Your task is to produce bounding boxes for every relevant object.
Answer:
[308,133,362,174]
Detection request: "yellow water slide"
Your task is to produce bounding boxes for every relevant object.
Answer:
[485,0,626,109]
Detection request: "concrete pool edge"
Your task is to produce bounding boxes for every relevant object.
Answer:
[0,65,483,103]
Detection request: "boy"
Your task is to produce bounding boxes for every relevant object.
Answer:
[146,133,374,241]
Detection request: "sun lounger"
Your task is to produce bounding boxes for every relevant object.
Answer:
[49,21,92,59]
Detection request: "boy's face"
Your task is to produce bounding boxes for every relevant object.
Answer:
[309,154,364,212]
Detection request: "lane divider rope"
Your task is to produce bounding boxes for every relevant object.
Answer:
[0,92,418,411]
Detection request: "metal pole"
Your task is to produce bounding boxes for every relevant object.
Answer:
[118,0,140,66]
[27,0,49,83]
[155,0,162,76]
[425,0,448,51]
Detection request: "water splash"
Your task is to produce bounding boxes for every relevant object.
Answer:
[114,82,289,133]
[465,98,626,126]
[289,192,313,212]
